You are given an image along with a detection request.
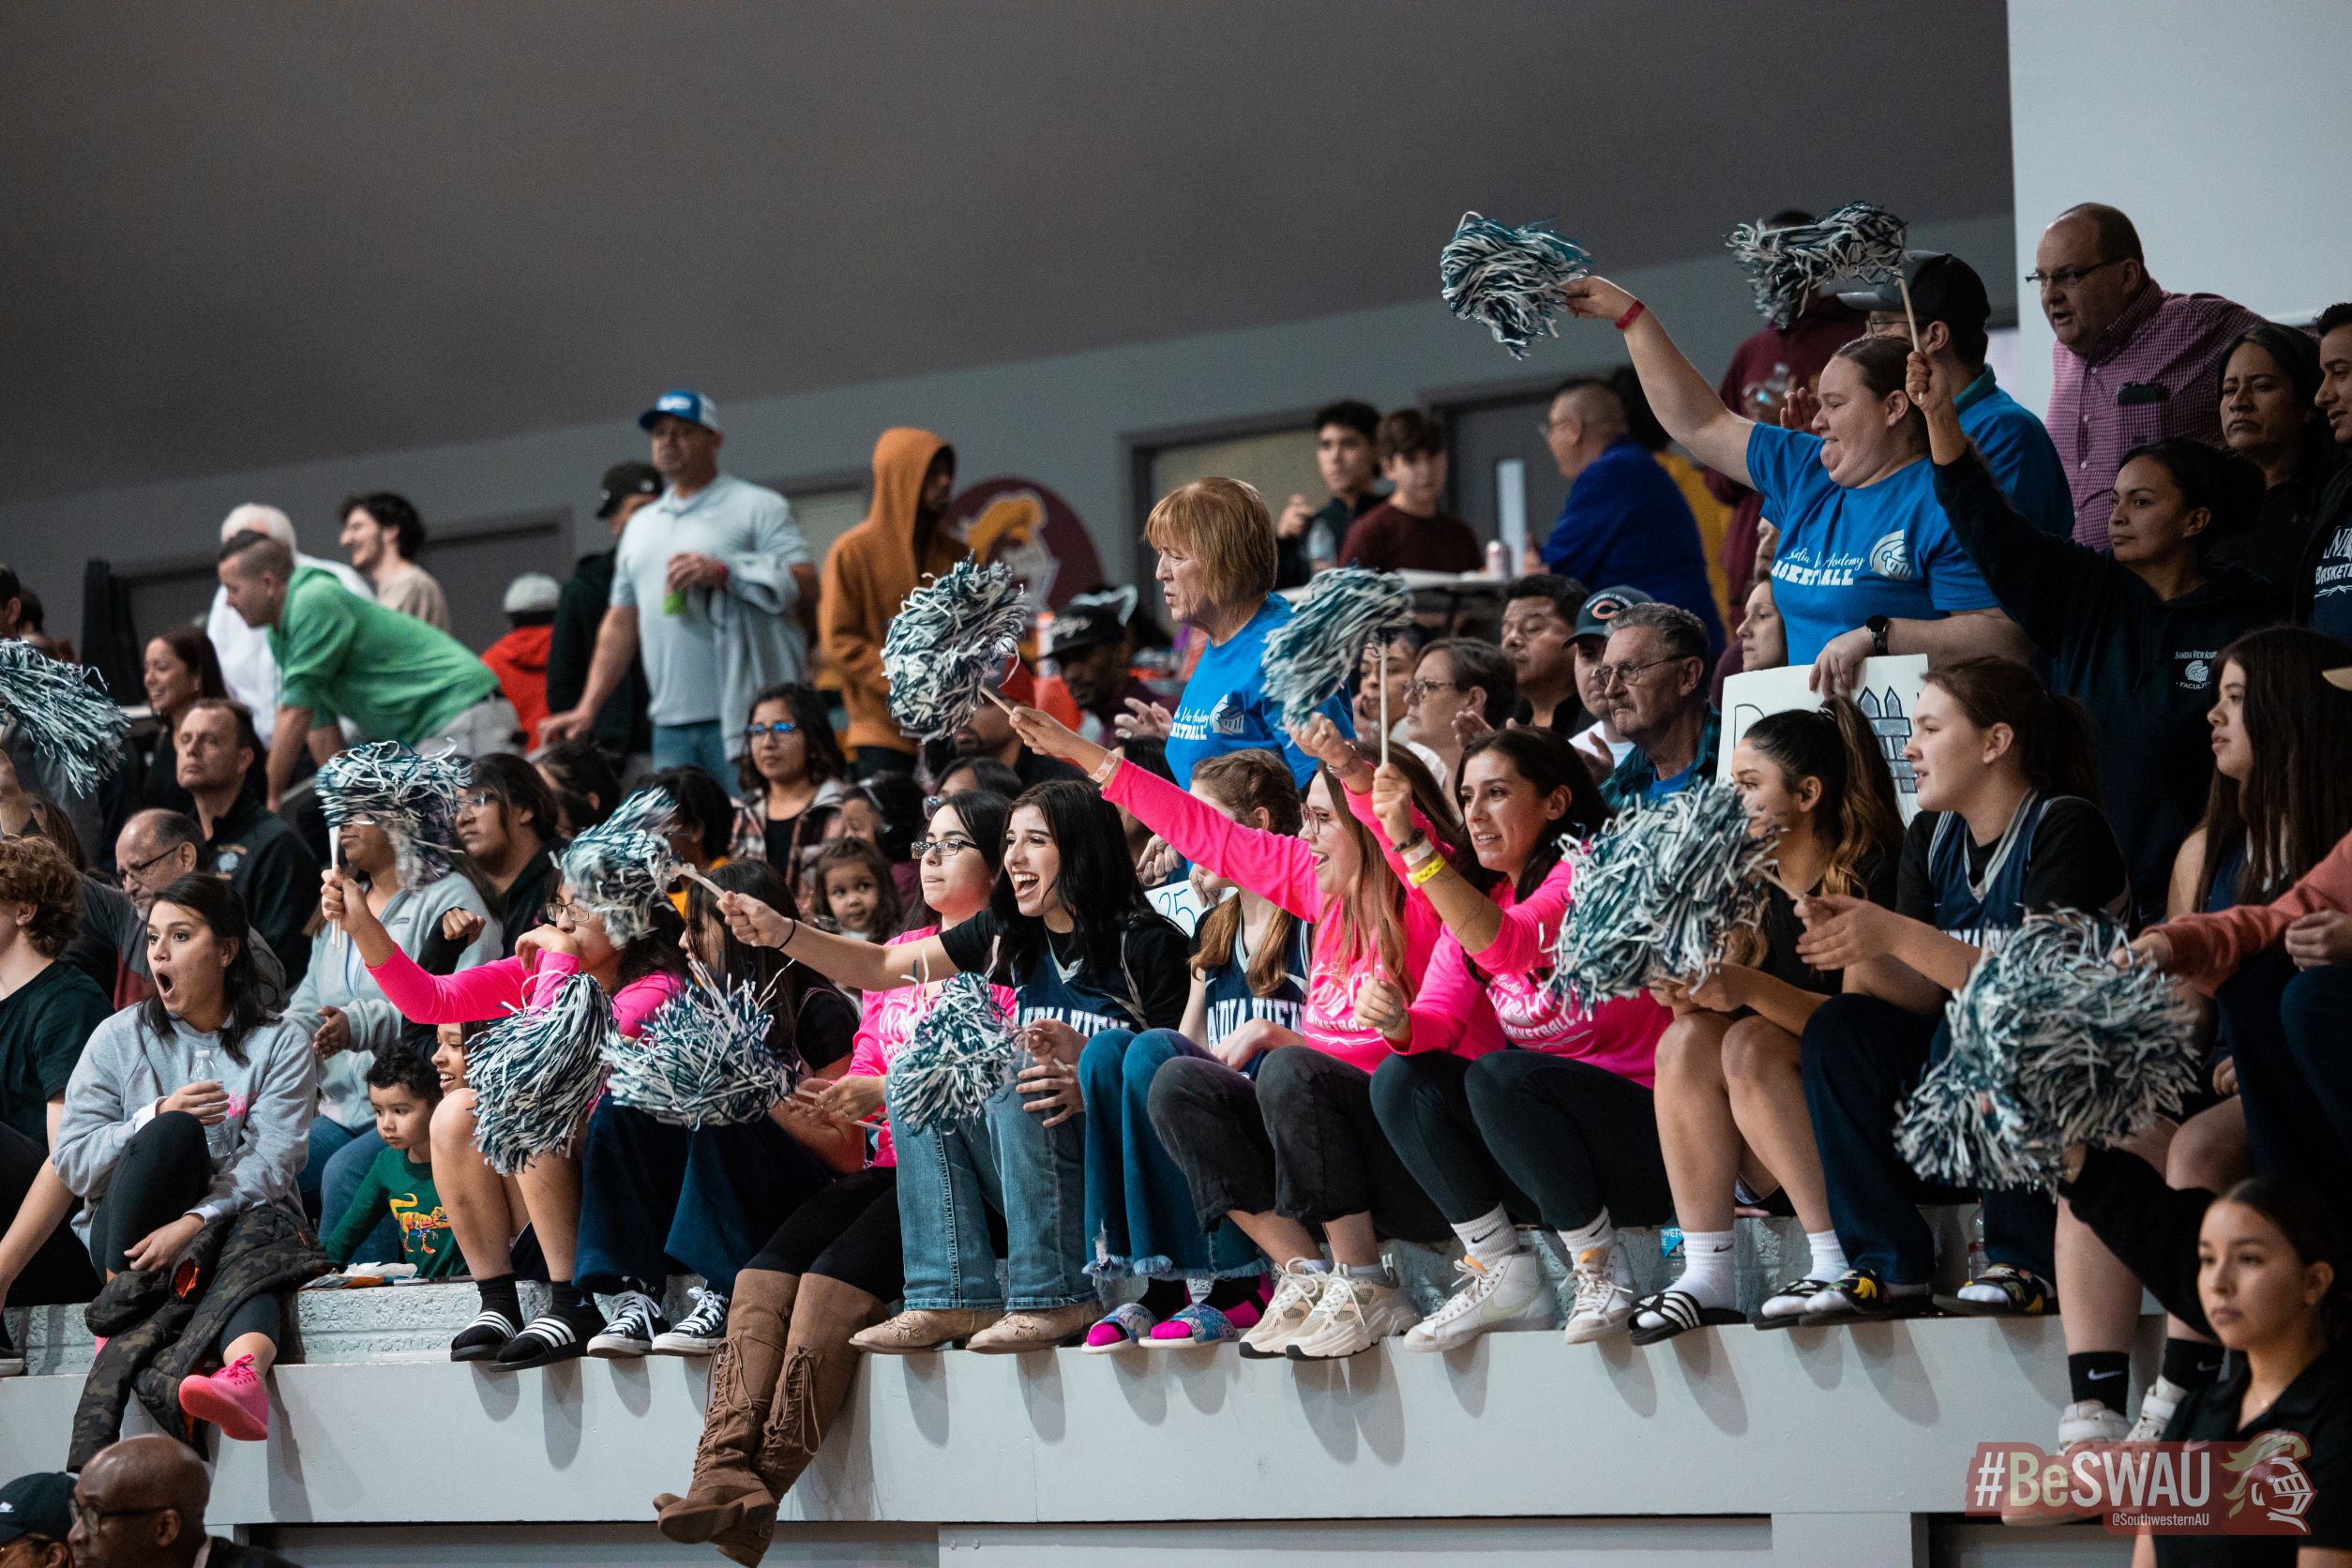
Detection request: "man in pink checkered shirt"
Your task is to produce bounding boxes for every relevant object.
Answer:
[2036,203,2264,550]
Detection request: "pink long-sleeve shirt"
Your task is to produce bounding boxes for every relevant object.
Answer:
[2151,827,2352,995]
[1103,760,1443,1072]
[1400,858,1668,1087]
[366,946,682,1038]
[846,926,1018,1167]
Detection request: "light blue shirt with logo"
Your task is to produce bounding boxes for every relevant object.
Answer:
[1749,424,2000,664]
[1164,596,1352,789]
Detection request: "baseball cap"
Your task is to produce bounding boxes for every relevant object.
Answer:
[596,461,661,519]
[1049,586,1138,654]
[638,390,722,434]
[1836,251,1991,340]
[502,573,563,618]
[0,1471,76,1545]
[1574,585,1653,642]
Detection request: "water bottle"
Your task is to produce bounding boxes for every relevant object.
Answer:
[1305,515,1336,572]
[190,1042,230,1162]
[1968,1207,1989,1279]
[1485,540,1508,580]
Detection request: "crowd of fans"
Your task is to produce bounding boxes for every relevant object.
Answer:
[1,198,2350,1565]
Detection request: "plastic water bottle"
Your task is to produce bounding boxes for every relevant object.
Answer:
[1305,515,1336,572]
[190,1042,229,1162]
[1485,540,1508,580]
[1968,1207,1990,1278]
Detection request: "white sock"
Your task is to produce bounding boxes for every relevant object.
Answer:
[1451,1204,1519,1269]
[1287,1257,1329,1274]
[1671,1230,1737,1311]
[1340,1261,1395,1288]
[1557,1213,1624,1283]
[1804,1229,1848,1283]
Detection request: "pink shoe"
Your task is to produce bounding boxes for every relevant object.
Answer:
[179,1354,269,1441]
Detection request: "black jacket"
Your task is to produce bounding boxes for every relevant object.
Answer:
[201,792,323,989]
[546,549,652,752]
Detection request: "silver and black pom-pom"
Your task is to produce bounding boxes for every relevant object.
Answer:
[1897,912,2201,1192]
[315,741,467,884]
[885,972,1021,1137]
[558,787,682,945]
[0,640,131,798]
[1726,200,1907,329]
[1263,567,1415,727]
[467,972,615,1175]
[1440,212,1595,358]
[881,556,1030,742]
[1548,783,1779,1015]
[604,961,798,1128]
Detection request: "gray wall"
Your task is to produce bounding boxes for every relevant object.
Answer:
[15,215,2013,649]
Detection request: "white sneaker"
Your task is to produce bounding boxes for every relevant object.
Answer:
[1560,1246,1636,1345]
[1403,1251,1559,1352]
[1238,1262,1327,1360]
[650,1286,728,1356]
[2058,1399,2131,1448]
[1284,1273,1420,1360]
[587,1291,666,1358]
[2126,1378,2186,1443]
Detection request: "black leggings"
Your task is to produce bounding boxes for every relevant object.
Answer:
[1466,1051,1673,1232]
[89,1111,282,1349]
[0,1120,99,1306]
[746,1166,903,1302]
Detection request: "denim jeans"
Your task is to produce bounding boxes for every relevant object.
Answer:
[891,1071,1090,1311]
[652,720,733,782]
[1078,1028,1260,1281]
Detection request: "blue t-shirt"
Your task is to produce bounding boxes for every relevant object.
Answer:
[1540,439,1725,655]
[1165,596,1354,788]
[1954,369,2072,539]
[1750,424,2000,664]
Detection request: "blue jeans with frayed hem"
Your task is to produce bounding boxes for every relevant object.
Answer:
[893,1071,1090,1312]
[1078,1029,1261,1282]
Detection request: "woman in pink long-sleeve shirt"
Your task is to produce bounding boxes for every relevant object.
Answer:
[1008,704,1468,1361]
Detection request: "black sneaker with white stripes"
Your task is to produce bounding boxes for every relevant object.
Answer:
[450,1308,521,1364]
[588,1291,668,1359]
[499,1304,606,1370]
[650,1286,727,1356]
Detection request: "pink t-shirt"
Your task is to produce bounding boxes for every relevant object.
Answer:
[848,926,1018,1167]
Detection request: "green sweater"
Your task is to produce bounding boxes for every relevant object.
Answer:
[271,565,497,743]
[324,1145,462,1276]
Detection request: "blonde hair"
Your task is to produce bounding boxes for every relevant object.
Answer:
[1143,477,1277,606]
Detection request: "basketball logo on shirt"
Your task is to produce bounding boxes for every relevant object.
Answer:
[1209,693,1244,736]
[1866,531,1915,581]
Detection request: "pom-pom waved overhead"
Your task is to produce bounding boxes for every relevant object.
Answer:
[1897,912,2200,1191]
[1440,212,1595,358]
[467,972,616,1175]
[558,787,682,945]
[605,961,799,1128]
[1726,200,1908,329]
[885,971,1022,1137]
[1548,782,1779,1015]
[314,741,467,884]
[1262,567,1415,727]
[0,639,131,798]
[882,556,1030,742]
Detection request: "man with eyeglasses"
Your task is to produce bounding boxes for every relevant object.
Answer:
[2035,203,2262,550]
[1592,600,1719,811]
[67,1435,299,1567]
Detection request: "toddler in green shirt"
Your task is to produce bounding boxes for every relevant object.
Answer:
[324,1050,463,1278]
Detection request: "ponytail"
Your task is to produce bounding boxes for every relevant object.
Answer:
[1741,698,1904,897]
[1922,657,2103,805]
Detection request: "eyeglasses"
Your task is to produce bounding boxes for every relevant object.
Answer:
[2025,259,2120,289]
[744,720,800,740]
[1406,679,1461,701]
[122,845,185,880]
[910,835,979,863]
[1594,656,1690,690]
[71,1500,169,1533]
[456,790,500,812]
[1534,415,1571,438]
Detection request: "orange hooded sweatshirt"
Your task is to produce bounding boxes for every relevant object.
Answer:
[822,427,962,756]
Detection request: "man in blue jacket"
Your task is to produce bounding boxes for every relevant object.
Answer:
[1537,378,1725,656]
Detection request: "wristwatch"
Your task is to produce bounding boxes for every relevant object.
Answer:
[1866,615,1892,657]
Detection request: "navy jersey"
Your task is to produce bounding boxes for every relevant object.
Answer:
[939,911,1191,1037]
[1898,792,2130,951]
[1198,916,1311,1047]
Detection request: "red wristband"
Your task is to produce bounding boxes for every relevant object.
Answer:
[1614,299,1647,331]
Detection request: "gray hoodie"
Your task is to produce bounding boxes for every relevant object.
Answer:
[53,1004,318,1240]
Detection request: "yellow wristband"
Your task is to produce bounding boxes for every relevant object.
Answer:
[1408,854,1447,888]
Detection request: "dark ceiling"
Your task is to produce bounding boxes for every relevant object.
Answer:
[1,0,2012,502]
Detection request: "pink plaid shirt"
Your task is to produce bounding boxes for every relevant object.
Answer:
[2046,282,2264,549]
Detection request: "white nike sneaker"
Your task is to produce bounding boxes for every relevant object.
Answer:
[2058,1399,2131,1448]
[1284,1273,1420,1360]
[2126,1377,2187,1443]
[1238,1261,1327,1360]
[1403,1251,1559,1352]
[1560,1245,1636,1345]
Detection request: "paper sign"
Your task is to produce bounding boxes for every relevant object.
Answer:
[1718,655,1930,822]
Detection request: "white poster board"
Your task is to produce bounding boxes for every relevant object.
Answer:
[1717,656,1931,822]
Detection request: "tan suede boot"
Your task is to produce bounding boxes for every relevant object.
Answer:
[709,1276,889,1565]
[653,1270,795,1546]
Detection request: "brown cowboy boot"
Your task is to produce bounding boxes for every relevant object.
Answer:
[653,1270,796,1545]
[707,1276,888,1565]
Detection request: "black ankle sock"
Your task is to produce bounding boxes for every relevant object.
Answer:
[1139,1278,1188,1317]
[549,1280,594,1316]
[1204,1275,1259,1313]
[2161,1335,2226,1391]
[476,1274,520,1322]
[2068,1349,2133,1411]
